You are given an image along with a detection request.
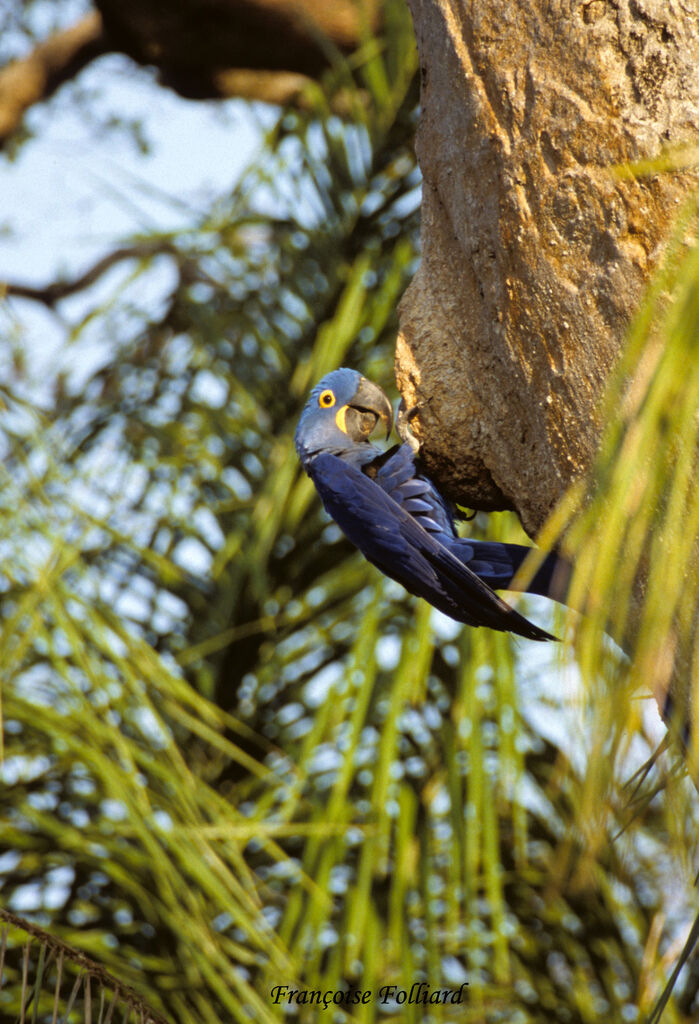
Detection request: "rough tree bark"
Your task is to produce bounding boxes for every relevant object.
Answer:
[396,0,698,536]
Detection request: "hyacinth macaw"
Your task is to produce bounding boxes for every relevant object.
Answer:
[295,368,568,641]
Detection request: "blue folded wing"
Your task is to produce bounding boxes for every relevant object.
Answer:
[372,443,567,602]
[308,452,555,641]
[446,538,568,599]
[373,443,456,536]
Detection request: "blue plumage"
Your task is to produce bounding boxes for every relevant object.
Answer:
[295,368,565,641]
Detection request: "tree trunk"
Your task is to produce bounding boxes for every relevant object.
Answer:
[396,0,699,536]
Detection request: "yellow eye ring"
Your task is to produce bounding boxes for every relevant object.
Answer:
[319,389,336,408]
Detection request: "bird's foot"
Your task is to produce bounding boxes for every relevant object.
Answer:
[396,399,420,453]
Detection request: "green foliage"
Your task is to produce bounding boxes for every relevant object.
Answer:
[1,3,698,1023]
[546,188,699,842]
[544,183,699,1023]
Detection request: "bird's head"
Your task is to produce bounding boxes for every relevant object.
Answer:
[295,368,394,466]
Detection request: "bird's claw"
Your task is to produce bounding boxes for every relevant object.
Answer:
[396,399,420,453]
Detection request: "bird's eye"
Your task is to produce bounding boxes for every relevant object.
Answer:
[319,389,335,408]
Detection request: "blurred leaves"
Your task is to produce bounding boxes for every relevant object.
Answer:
[545,189,699,834]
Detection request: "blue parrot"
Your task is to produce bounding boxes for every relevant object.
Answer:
[295,368,569,641]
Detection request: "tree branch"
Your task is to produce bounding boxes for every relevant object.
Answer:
[96,0,380,96]
[213,67,313,105]
[1,241,178,308]
[0,907,170,1024]
[0,12,107,146]
[0,2,382,147]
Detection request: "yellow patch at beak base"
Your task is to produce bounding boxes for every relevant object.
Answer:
[335,405,349,434]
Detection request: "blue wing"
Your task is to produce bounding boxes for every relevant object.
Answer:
[308,451,555,641]
[372,443,456,535]
[372,444,568,600]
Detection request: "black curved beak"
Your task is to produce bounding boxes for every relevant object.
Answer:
[349,377,394,440]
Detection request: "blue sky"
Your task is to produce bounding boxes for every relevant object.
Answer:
[0,53,268,390]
